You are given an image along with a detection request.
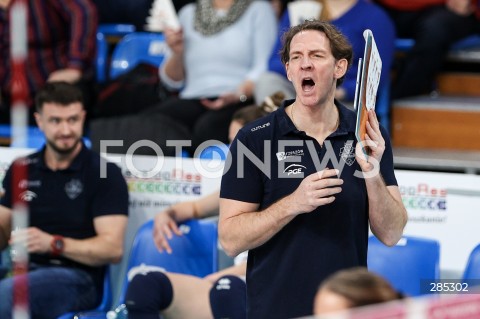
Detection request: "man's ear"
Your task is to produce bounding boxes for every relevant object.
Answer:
[33,112,43,131]
[334,59,348,79]
[285,62,292,81]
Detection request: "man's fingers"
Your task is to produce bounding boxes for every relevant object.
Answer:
[161,225,173,240]
[313,168,339,180]
[170,221,182,236]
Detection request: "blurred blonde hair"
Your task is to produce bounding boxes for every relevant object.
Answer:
[232,91,285,125]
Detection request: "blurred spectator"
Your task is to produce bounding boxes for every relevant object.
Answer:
[271,0,293,18]
[92,0,195,31]
[93,0,286,32]
[0,0,98,124]
[141,0,277,154]
[314,267,404,315]
[254,0,395,106]
[376,0,480,99]
[0,82,129,318]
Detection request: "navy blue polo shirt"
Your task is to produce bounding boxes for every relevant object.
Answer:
[1,144,129,291]
[220,100,397,319]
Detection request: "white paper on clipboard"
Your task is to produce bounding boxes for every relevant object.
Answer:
[363,29,382,111]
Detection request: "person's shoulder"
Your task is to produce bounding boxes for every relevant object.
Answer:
[178,3,196,19]
[236,110,278,144]
[83,148,123,174]
[336,101,357,129]
[10,150,41,168]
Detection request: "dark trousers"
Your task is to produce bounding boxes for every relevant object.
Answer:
[143,97,249,154]
[386,5,479,99]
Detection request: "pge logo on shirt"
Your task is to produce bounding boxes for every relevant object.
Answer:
[283,164,307,176]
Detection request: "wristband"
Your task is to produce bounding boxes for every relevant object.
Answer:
[50,235,65,256]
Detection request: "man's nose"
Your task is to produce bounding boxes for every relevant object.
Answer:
[301,56,313,69]
[59,121,71,133]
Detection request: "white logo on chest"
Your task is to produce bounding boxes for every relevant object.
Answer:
[65,179,83,200]
[283,164,307,176]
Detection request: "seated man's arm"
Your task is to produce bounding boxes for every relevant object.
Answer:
[61,214,128,266]
[9,214,128,266]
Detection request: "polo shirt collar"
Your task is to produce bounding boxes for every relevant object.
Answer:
[278,99,356,137]
[35,142,87,172]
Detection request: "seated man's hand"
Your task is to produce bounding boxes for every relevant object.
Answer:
[10,227,51,254]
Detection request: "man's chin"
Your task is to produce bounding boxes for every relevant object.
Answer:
[48,139,81,155]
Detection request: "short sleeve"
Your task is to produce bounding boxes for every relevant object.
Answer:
[220,130,264,204]
[91,161,129,217]
[0,165,13,208]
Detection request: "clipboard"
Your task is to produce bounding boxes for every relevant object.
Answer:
[354,29,382,158]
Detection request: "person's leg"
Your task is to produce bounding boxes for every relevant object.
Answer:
[125,271,213,319]
[392,6,478,98]
[0,266,97,319]
[209,275,246,319]
[164,273,213,319]
[143,97,206,130]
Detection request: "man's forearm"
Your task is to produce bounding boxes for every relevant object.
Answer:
[219,196,296,257]
[61,235,124,266]
[367,177,408,246]
[164,55,185,82]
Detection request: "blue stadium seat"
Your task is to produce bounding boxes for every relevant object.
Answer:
[56,266,113,319]
[463,243,480,281]
[97,24,136,37]
[394,38,415,52]
[95,32,108,83]
[395,34,480,53]
[109,32,167,79]
[368,235,440,297]
[71,219,218,319]
[96,24,136,83]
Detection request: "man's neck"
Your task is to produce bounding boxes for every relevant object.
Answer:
[44,143,82,171]
[289,100,339,144]
[213,0,234,10]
